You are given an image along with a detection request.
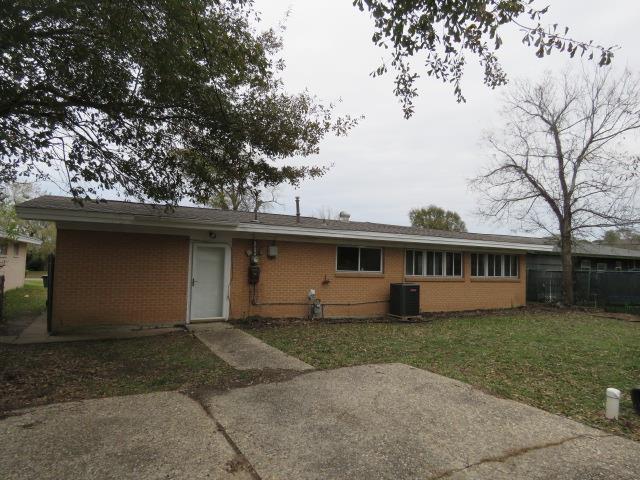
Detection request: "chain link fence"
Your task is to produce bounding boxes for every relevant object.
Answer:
[527,269,640,307]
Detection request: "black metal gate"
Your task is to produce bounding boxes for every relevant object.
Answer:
[526,270,563,303]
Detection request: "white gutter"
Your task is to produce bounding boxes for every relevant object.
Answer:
[16,206,555,252]
[231,222,555,252]
[0,230,42,245]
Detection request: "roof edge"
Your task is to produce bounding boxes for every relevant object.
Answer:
[16,204,554,252]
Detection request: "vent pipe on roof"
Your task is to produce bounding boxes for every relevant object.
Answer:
[252,191,260,222]
[295,196,300,223]
[339,211,351,222]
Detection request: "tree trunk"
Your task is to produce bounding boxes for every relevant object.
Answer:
[560,224,574,305]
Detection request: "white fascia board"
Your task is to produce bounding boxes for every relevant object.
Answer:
[230,223,555,252]
[0,228,42,245]
[17,235,42,245]
[0,234,42,245]
[15,206,555,252]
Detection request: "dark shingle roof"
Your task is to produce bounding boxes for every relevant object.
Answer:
[17,196,640,257]
[18,195,554,246]
[570,242,640,259]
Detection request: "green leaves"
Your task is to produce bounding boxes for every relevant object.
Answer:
[409,205,467,232]
[0,0,357,204]
[356,0,616,117]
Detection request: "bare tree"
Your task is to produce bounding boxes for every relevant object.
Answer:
[198,182,282,212]
[314,206,340,221]
[472,67,640,304]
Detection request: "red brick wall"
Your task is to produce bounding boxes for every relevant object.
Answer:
[52,229,190,331]
[229,239,526,319]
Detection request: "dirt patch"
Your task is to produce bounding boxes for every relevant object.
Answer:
[185,368,306,400]
[232,304,606,330]
[590,312,640,322]
[0,331,250,414]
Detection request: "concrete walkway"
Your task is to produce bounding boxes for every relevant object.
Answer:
[0,315,184,345]
[191,322,313,371]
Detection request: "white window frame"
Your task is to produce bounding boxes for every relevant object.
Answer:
[336,246,383,273]
[0,242,7,256]
[596,262,607,272]
[405,249,463,278]
[471,253,519,278]
[580,259,591,270]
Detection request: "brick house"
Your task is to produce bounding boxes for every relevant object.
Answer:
[17,196,555,332]
[0,231,42,291]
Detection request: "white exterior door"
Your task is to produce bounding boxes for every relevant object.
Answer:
[190,244,226,320]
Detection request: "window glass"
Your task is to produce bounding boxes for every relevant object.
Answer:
[426,251,434,275]
[434,251,443,275]
[406,250,462,277]
[337,247,359,271]
[504,256,511,276]
[494,255,502,276]
[0,242,7,256]
[414,250,423,276]
[360,248,382,272]
[13,243,19,256]
[510,255,518,276]
[405,250,414,275]
[445,252,453,276]
[472,253,518,277]
[454,253,462,276]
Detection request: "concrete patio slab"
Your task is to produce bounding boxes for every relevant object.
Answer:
[447,434,640,479]
[202,363,640,480]
[0,392,254,480]
[192,322,313,371]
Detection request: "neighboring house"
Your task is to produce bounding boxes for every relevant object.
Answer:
[527,243,640,273]
[0,231,42,291]
[17,196,557,333]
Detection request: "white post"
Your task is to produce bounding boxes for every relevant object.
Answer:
[605,388,621,420]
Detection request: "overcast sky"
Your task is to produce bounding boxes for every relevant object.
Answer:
[37,1,640,235]
[247,0,640,235]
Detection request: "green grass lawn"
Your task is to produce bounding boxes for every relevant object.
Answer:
[244,312,640,441]
[0,332,255,413]
[3,282,47,321]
